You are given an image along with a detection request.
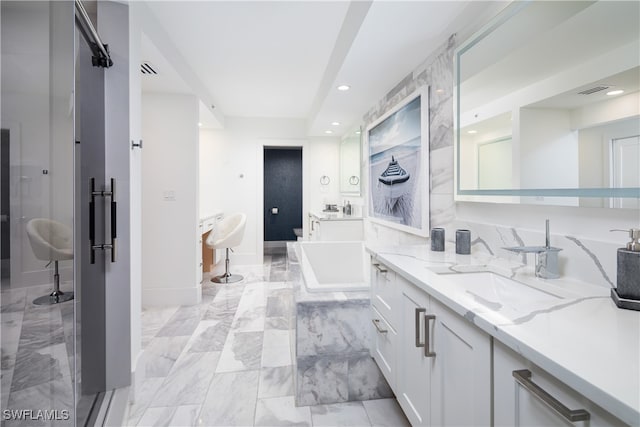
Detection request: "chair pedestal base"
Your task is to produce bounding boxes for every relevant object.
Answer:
[33,260,74,305]
[33,291,74,305]
[211,274,244,284]
[211,248,243,284]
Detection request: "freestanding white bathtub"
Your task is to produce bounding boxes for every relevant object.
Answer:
[298,241,368,292]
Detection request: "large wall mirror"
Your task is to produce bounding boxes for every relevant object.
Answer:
[456,0,640,208]
[340,126,362,195]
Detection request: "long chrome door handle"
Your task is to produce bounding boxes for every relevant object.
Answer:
[415,308,426,347]
[424,314,436,358]
[89,178,97,264]
[109,178,116,262]
[89,177,116,264]
[512,369,590,422]
[371,319,388,334]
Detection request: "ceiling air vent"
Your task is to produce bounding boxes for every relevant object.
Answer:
[577,86,609,95]
[140,62,158,75]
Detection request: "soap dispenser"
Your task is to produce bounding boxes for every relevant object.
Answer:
[610,228,640,311]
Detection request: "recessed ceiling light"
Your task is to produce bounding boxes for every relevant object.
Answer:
[198,122,203,127]
[355,131,361,135]
[436,89,444,94]
[331,122,341,126]
[337,85,350,91]
[606,89,624,96]
[325,130,333,134]
[467,130,477,134]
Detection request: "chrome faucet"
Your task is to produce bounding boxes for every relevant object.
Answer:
[503,219,562,279]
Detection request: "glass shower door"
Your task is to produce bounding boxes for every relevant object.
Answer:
[1,1,77,425]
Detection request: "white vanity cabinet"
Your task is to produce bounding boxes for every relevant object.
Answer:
[398,276,433,426]
[494,340,627,427]
[370,258,491,426]
[371,305,398,390]
[430,297,491,426]
[371,261,398,389]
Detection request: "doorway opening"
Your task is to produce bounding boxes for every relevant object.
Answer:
[610,135,640,209]
[263,147,303,257]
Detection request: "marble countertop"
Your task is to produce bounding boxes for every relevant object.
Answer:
[309,211,363,221]
[366,243,640,425]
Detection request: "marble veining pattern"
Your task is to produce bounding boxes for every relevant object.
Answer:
[288,242,394,407]
[1,280,75,423]
[258,365,294,399]
[455,219,621,289]
[296,301,370,356]
[254,395,311,427]
[564,235,614,287]
[367,242,639,425]
[123,258,409,426]
[216,331,264,372]
[149,351,220,407]
[185,319,230,353]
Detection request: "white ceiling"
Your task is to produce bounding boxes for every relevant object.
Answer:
[139,1,500,136]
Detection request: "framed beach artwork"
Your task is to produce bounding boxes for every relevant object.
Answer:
[366,87,429,236]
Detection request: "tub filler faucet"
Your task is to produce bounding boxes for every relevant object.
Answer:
[503,219,562,279]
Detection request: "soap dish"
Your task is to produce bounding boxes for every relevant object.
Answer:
[611,288,640,311]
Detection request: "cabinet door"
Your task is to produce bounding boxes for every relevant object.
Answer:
[398,277,432,426]
[430,298,491,427]
[370,260,397,327]
[371,305,398,390]
[494,340,625,427]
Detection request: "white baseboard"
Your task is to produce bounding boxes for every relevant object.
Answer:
[142,282,202,307]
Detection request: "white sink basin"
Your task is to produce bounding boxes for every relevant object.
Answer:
[443,272,564,313]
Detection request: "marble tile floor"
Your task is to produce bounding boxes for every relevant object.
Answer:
[1,281,76,427]
[126,255,410,427]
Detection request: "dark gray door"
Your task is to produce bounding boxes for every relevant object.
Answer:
[264,148,302,241]
[75,2,130,422]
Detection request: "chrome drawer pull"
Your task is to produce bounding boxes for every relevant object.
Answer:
[415,308,426,347]
[373,264,388,273]
[371,319,388,334]
[424,314,436,358]
[512,369,590,422]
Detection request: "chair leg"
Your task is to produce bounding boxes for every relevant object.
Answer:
[33,260,74,305]
[211,248,244,284]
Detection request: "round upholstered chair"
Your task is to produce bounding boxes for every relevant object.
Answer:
[26,218,74,305]
[205,213,246,283]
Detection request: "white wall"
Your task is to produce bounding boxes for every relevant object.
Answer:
[142,93,200,306]
[199,117,340,264]
[518,108,578,206]
[307,136,342,212]
[128,2,143,375]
